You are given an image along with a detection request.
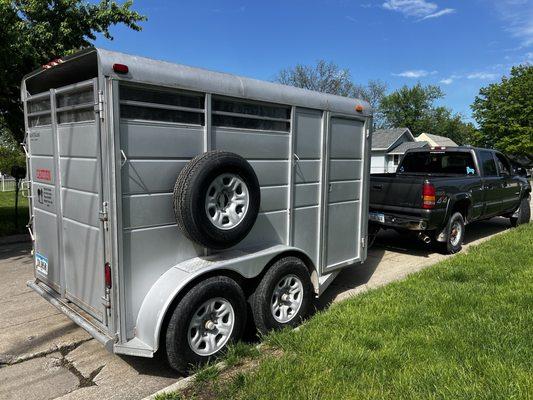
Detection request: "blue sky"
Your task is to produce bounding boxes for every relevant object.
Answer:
[94,0,533,121]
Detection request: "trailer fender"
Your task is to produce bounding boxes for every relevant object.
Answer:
[134,244,314,353]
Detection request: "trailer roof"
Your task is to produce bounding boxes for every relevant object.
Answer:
[23,48,371,117]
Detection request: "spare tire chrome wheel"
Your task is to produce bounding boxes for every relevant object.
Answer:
[174,151,260,249]
[251,257,313,334]
[205,174,249,230]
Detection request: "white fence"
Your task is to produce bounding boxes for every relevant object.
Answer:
[1,176,17,192]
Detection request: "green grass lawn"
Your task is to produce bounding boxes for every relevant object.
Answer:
[0,190,29,237]
[186,223,533,400]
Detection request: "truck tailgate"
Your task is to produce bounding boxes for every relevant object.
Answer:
[369,174,424,210]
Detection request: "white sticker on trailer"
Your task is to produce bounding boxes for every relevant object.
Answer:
[35,253,48,276]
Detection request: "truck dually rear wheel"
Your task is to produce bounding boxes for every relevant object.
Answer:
[510,196,530,227]
[440,212,465,254]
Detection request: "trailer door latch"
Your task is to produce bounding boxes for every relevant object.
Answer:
[96,90,105,121]
[99,202,109,230]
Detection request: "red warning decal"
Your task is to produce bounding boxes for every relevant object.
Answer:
[36,168,51,182]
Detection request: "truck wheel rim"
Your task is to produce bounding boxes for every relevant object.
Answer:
[450,221,462,246]
[271,274,304,323]
[205,173,249,230]
[188,297,235,356]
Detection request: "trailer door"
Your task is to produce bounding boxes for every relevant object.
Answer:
[321,116,367,273]
[27,79,107,323]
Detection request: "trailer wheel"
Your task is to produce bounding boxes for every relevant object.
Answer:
[251,257,313,334]
[174,151,260,249]
[510,196,530,227]
[165,276,247,373]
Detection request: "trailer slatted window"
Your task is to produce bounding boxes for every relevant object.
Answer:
[27,98,52,127]
[57,87,95,124]
[212,97,290,132]
[120,85,205,125]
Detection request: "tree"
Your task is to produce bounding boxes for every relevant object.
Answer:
[380,83,477,145]
[0,0,146,144]
[275,60,388,127]
[471,65,533,156]
[0,131,25,175]
[380,83,443,135]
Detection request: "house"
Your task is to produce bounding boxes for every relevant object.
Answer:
[371,128,429,173]
[415,132,458,147]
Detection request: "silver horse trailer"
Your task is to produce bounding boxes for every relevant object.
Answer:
[22,48,372,372]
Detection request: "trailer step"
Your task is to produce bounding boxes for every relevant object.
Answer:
[27,280,114,352]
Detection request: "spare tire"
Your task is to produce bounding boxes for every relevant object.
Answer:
[174,151,260,249]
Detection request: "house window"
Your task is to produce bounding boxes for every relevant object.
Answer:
[393,155,400,165]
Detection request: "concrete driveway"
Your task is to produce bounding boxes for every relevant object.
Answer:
[0,216,517,400]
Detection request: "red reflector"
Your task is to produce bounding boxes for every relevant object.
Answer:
[113,63,129,74]
[355,104,364,112]
[422,182,436,209]
[104,262,112,289]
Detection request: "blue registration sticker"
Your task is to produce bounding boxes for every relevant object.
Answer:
[35,253,48,276]
[466,166,475,175]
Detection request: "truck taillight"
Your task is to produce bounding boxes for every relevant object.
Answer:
[422,182,436,209]
[104,262,112,289]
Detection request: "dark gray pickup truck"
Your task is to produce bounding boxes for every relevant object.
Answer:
[369,147,531,253]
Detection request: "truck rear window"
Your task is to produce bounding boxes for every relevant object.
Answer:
[398,152,477,175]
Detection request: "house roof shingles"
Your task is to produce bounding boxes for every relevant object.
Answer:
[371,128,409,150]
[388,141,429,154]
[418,133,458,147]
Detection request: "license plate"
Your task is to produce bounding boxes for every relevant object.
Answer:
[35,253,48,276]
[369,212,385,223]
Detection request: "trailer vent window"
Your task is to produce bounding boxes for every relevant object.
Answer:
[121,105,205,125]
[57,89,94,108]
[27,97,52,127]
[28,114,52,127]
[119,85,205,126]
[58,109,95,124]
[212,97,290,132]
[28,98,51,113]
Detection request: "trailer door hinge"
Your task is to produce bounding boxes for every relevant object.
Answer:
[96,90,105,121]
[99,201,109,230]
[361,237,366,248]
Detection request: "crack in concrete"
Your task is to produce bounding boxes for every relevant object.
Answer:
[59,351,104,389]
[0,338,93,367]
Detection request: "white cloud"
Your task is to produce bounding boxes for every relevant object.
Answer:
[492,0,533,47]
[467,72,498,80]
[440,78,453,85]
[382,0,455,20]
[345,15,357,22]
[420,8,455,20]
[392,69,432,78]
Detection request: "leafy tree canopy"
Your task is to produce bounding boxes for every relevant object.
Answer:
[0,131,25,175]
[471,64,533,156]
[380,83,477,145]
[0,0,146,143]
[275,60,388,127]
